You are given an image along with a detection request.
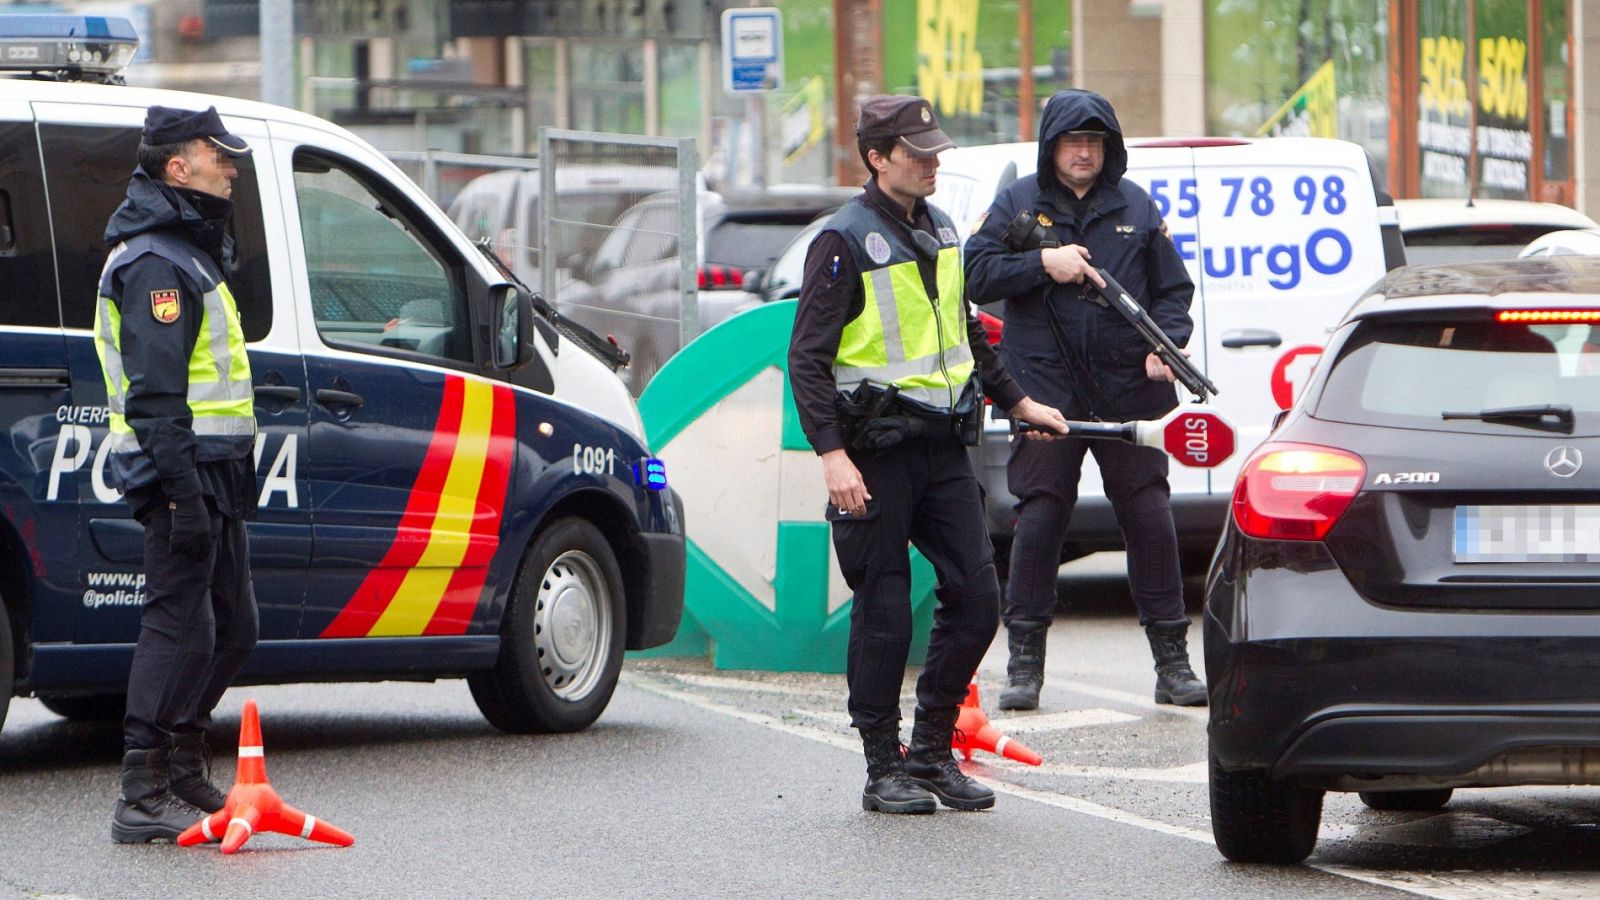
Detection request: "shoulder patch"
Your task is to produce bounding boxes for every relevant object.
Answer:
[972,211,988,232]
[150,289,180,324]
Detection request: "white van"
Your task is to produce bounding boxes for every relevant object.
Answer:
[932,137,1406,570]
[0,18,684,735]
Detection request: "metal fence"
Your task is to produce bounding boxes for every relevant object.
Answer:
[539,129,698,395]
[388,130,697,395]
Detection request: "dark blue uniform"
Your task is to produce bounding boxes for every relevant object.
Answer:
[965,90,1195,630]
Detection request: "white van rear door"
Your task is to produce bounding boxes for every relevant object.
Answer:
[1120,145,1207,499]
[1184,138,1387,488]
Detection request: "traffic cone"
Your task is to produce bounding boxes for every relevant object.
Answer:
[952,682,1042,766]
[177,699,354,854]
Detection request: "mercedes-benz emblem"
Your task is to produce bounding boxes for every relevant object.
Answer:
[1545,445,1583,478]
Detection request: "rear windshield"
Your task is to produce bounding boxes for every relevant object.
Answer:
[1315,317,1600,437]
[704,217,814,271]
[1403,225,1562,267]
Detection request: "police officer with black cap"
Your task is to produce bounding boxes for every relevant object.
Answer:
[97,105,260,842]
[965,89,1206,713]
[789,95,1068,814]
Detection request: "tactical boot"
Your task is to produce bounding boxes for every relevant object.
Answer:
[860,725,937,814]
[905,707,995,810]
[1145,620,1208,707]
[169,731,227,813]
[998,621,1048,711]
[111,747,208,843]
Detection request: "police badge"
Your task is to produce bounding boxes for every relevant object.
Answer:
[150,289,180,324]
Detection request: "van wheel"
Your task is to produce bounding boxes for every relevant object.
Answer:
[37,693,126,722]
[1358,788,1453,811]
[469,518,626,734]
[0,592,12,734]
[1209,751,1322,864]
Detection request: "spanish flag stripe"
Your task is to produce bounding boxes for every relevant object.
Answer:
[367,378,496,636]
[319,375,465,638]
[424,383,517,635]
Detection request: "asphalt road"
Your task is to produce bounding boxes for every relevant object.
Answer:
[1,555,1599,898]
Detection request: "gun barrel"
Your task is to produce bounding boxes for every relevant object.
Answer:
[1094,268,1220,401]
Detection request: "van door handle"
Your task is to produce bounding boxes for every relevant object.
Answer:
[0,367,70,389]
[254,385,301,402]
[1220,329,1283,349]
[314,389,364,409]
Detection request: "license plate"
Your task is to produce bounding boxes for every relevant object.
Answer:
[1454,505,1600,562]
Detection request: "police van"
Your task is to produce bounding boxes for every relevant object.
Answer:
[931,137,1406,571]
[0,17,684,736]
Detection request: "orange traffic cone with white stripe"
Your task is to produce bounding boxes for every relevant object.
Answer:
[177,699,354,854]
[952,682,1042,766]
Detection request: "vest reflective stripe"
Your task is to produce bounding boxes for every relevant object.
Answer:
[96,273,256,454]
[833,235,972,409]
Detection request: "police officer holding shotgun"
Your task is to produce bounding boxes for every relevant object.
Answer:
[789,95,1068,814]
[965,88,1208,711]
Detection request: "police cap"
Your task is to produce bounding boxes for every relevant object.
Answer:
[141,105,251,157]
[855,95,955,158]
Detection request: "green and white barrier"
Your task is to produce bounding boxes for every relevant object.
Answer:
[633,300,937,672]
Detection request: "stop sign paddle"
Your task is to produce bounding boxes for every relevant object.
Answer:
[1136,406,1236,468]
[1028,406,1237,469]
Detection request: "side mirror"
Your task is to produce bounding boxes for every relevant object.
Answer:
[562,251,589,279]
[743,267,767,289]
[494,283,536,369]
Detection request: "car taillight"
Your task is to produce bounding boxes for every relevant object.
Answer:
[697,265,744,290]
[1231,442,1365,541]
[976,310,1003,346]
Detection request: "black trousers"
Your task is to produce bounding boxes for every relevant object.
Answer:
[124,502,259,751]
[832,436,1000,731]
[1004,435,1184,628]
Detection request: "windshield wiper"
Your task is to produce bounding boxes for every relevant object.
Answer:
[1440,403,1575,434]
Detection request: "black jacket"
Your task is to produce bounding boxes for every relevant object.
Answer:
[101,168,255,518]
[788,179,1024,454]
[965,89,1195,420]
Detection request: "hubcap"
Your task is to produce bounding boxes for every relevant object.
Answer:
[532,549,611,701]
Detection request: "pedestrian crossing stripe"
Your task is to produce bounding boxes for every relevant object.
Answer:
[320,374,516,638]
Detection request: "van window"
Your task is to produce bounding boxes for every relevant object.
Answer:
[38,124,274,340]
[293,151,471,365]
[0,121,57,328]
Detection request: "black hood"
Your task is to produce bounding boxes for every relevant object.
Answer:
[104,167,234,266]
[1036,89,1128,194]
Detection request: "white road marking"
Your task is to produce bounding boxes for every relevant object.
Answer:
[673,672,838,697]
[989,708,1139,731]
[625,671,1562,899]
[1046,677,1208,721]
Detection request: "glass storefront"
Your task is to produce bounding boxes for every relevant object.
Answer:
[1206,0,1573,203]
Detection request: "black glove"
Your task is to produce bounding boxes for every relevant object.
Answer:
[853,415,926,451]
[168,493,212,561]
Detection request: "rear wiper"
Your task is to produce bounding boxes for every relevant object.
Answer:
[1440,403,1574,434]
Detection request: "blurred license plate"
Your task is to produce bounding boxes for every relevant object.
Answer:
[1454,505,1600,562]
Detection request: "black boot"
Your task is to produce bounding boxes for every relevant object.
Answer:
[905,707,995,810]
[111,748,208,843]
[1145,620,1208,707]
[998,622,1048,711]
[860,725,936,814]
[169,732,227,813]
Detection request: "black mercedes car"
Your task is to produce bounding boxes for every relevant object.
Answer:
[1205,256,1600,864]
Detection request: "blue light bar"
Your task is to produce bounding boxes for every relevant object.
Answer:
[0,15,139,81]
[634,458,668,491]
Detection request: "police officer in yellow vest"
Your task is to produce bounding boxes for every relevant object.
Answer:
[96,106,260,843]
[789,96,1069,814]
